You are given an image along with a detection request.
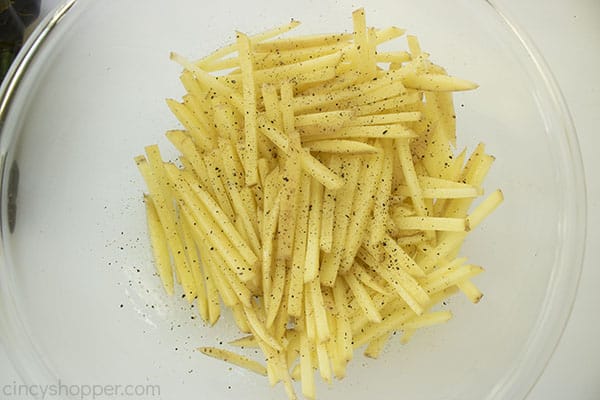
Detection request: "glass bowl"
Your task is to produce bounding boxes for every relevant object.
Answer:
[0,0,586,399]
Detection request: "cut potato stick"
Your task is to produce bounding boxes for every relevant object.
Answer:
[166,165,257,279]
[255,32,353,52]
[257,116,344,189]
[332,280,353,362]
[304,178,323,282]
[305,139,380,154]
[136,151,196,300]
[457,280,484,303]
[466,189,504,230]
[382,234,426,277]
[340,154,382,272]
[144,195,174,295]
[403,311,452,330]
[198,347,267,376]
[348,111,421,126]
[351,262,389,295]
[364,331,390,359]
[299,325,316,400]
[370,142,394,247]
[396,141,428,217]
[294,110,354,128]
[171,52,244,111]
[236,32,259,186]
[167,164,257,266]
[319,155,341,253]
[180,214,210,321]
[402,73,478,92]
[394,216,467,232]
[320,158,361,286]
[375,51,411,64]
[287,172,311,317]
[303,125,417,142]
[344,272,382,323]
[353,92,421,115]
[195,20,302,67]
[308,278,330,343]
[165,99,215,151]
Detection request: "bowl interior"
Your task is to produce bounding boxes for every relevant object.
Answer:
[0,0,583,399]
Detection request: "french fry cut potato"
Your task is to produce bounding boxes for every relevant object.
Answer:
[136,8,503,400]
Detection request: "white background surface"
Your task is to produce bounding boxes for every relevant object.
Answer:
[0,0,598,399]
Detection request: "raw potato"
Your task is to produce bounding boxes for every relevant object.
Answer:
[135,8,503,400]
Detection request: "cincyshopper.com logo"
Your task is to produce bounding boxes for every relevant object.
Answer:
[2,380,161,399]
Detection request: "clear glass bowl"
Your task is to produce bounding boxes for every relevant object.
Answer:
[0,0,586,399]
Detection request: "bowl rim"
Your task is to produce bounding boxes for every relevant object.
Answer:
[0,1,587,399]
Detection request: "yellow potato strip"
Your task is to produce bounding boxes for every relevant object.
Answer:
[254,32,353,52]
[166,164,258,268]
[315,341,332,383]
[402,311,452,331]
[320,158,361,286]
[305,139,380,154]
[171,180,256,286]
[319,155,341,253]
[198,347,267,376]
[257,116,344,189]
[340,154,382,272]
[294,110,354,128]
[255,43,347,69]
[292,69,406,113]
[396,185,480,199]
[309,278,330,343]
[332,280,354,362]
[195,20,301,68]
[266,261,287,328]
[374,261,428,315]
[457,280,484,303]
[180,215,210,320]
[137,151,196,300]
[244,306,283,351]
[364,331,391,359]
[304,125,417,142]
[417,232,467,272]
[402,73,478,92]
[375,51,411,64]
[344,272,382,323]
[304,178,323,282]
[370,143,394,246]
[466,189,504,230]
[231,51,342,85]
[353,92,421,115]
[421,265,484,294]
[396,141,428,216]
[351,262,389,295]
[394,216,467,232]
[382,234,426,277]
[374,26,407,44]
[261,193,281,310]
[236,32,259,187]
[165,99,215,151]
[144,195,174,295]
[348,111,422,126]
[353,307,414,348]
[288,172,312,317]
[299,324,316,400]
[183,206,253,308]
[171,52,244,110]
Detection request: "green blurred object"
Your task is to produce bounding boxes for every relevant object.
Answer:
[0,0,40,81]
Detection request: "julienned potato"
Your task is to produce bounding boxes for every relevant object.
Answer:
[135,8,503,400]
